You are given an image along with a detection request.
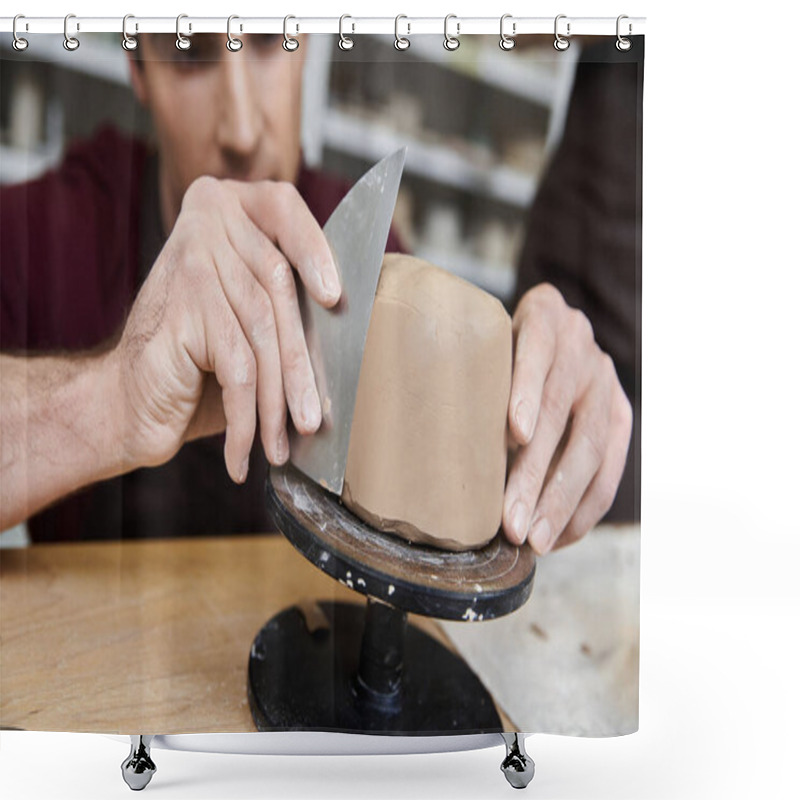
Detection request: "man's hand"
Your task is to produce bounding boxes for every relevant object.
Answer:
[502,284,632,555]
[110,176,341,483]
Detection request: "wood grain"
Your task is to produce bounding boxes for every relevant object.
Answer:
[0,536,515,733]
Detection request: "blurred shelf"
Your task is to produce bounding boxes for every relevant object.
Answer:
[0,143,59,184]
[0,37,129,86]
[324,107,536,208]
[367,34,560,107]
[416,244,516,301]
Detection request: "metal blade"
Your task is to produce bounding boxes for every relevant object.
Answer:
[289,148,406,495]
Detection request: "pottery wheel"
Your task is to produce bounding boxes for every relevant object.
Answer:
[267,463,536,622]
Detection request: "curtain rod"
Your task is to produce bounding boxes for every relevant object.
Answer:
[0,15,646,37]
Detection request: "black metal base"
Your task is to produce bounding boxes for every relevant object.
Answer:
[248,600,502,735]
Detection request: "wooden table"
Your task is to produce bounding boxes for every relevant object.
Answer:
[0,535,513,733]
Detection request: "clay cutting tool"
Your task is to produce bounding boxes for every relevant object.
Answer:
[289,148,406,496]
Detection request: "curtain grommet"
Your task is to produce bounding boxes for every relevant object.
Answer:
[283,15,300,52]
[443,14,460,51]
[616,15,632,51]
[121,14,138,51]
[63,13,80,51]
[339,14,355,51]
[394,15,410,51]
[227,15,243,52]
[12,14,29,51]
[554,14,570,51]
[499,14,516,51]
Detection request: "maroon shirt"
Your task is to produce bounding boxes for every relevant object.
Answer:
[1,125,403,541]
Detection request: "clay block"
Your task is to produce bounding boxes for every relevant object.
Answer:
[342,253,512,551]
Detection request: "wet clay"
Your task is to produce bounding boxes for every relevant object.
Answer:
[342,253,512,552]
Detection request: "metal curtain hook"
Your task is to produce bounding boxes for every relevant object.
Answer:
[122,14,138,51]
[176,14,191,50]
[63,13,80,51]
[227,15,243,51]
[339,14,354,50]
[394,15,410,51]
[283,15,300,51]
[616,14,632,51]
[443,14,460,51]
[554,14,570,51]
[499,13,516,50]
[12,14,29,51]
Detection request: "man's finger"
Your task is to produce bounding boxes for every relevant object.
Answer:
[508,300,557,446]
[554,384,633,551]
[502,344,580,545]
[198,282,258,484]
[234,180,341,309]
[224,211,321,436]
[527,359,614,555]
[209,236,291,464]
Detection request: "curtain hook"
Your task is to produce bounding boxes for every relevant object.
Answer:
[283,15,300,51]
[554,14,570,51]
[616,14,632,51]
[394,15,410,51]
[227,15,243,51]
[12,14,29,51]
[443,14,460,51]
[63,13,80,51]
[499,13,516,51]
[121,14,138,51]
[339,14,355,51]
[175,14,191,50]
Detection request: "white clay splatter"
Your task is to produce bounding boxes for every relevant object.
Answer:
[356,578,366,588]
[462,608,478,622]
[250,643,265,661]
[388,585,395,596]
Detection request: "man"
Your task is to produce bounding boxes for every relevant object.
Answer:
[0,34,631,557]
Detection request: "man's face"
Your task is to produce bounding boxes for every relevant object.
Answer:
[130,34,305,229]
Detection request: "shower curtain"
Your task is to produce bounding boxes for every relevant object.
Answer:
[0,18,643,789]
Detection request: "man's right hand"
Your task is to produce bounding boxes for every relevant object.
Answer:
[110,176,341,484]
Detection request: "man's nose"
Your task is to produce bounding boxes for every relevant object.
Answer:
[216,58,261,160]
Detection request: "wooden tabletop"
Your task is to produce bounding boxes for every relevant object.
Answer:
[0,535,513,733]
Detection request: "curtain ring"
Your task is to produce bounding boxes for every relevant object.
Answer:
[227,15,243,51]
[63,13,80,51]
[12,15,29,52]
[283,15,299,51]
[553,14,570,51]
[443,14,460,51]
[616,15,632,51]
[175,14,191,50]
[499,13,516,50]
[394,15,410,51]
[339,14,354,51]
[121,14,138,51]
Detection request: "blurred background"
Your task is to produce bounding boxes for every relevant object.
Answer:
[0,34,579,306]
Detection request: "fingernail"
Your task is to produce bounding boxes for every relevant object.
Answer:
[529,517,553,555]
[514,399,534,441]
[276,429,289,463]
[320,263,341,302]
[301,388,321,430]
[510,501,529,544]
[238,457,249,484]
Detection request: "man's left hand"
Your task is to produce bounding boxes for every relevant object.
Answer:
[502,284,633,555]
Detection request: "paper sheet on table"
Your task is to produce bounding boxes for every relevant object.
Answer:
[441,525,640,736]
